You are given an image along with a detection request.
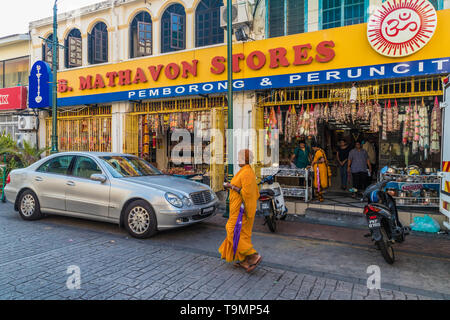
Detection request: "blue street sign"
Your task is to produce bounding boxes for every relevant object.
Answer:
[29,61,52,109]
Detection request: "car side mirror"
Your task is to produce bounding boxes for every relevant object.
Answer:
[90,174,107,183]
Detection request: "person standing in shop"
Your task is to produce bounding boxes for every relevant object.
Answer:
[347,141,372,197]
[290,140,312,169]
[310,142,331,202]
[362,138,377,182]
[336,139,351,191]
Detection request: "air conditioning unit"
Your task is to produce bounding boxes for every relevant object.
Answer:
[16,132,36,149]
[18,116,37,131]
[220,2,253,28]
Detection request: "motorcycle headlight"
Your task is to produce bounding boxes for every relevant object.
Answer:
[165,193,183,208]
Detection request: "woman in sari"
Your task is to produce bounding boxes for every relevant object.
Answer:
[310,142,331,202]
[219,149,262,272]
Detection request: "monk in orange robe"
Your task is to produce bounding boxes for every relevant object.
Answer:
[219,149,262,272]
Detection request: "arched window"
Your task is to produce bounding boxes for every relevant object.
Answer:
[196,0,224,47]
[161,4,186,53]
[130,11,152,58]
[65,29,82,68]
[42,34,57,68]
[88,22,108,64]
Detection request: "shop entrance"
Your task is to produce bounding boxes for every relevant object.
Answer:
[257,75,444,211]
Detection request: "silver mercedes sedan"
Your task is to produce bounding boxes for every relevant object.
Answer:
[4,152,218,238]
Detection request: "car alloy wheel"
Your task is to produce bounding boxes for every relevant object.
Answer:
[21,194,35,217]
[128,206,151,235]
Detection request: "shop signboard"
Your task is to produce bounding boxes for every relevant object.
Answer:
[52,9,450,107]
[0,86,27,111]
[367,0,438,57]
[29,61,52,109]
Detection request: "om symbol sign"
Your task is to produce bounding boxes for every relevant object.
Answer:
[367,0,437,57]
[381,9,420,43]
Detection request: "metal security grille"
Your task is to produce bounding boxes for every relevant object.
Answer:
[0,114,19,140]
[256,76,444,106]
[45,106,112,153]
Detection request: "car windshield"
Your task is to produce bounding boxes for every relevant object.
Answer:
[99,156,162,178]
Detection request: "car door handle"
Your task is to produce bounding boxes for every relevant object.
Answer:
[35,177,43,182]
[66,181,75,187]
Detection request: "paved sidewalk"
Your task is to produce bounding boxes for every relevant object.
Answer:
[0,203,448,300]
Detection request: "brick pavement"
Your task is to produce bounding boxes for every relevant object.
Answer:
[0,204,446,300]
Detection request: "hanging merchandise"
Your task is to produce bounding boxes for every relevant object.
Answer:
[412,100,420,155]
[187,112,194,132]
[324,103,330,123]
[419,97,430,159]
[393,99,399,132]
[277,106,283,135]
[402,102,411,146]
[350,84,358,103]
[382,101,387,140]
[386,100,393,132]
[297,105,305,137]
[284,105,292,143]
[310,104,317,137]
[269,107,277,142]
[291,105,297,141]
[430,96,441,154]
[304,104,311,136]
[408,99,414,142]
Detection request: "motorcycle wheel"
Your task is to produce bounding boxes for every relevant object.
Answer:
[376,227,395,264]
[265,214,277,233]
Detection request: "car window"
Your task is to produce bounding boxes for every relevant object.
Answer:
[37,156,74,175]
[99,156,161,178]
[72,156,102,179]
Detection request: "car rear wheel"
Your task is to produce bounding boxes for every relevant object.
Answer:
[124,200,157,239]
[18,190,43,221]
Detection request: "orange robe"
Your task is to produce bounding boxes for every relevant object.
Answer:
[219,165,260,262]
[313,148,331,190]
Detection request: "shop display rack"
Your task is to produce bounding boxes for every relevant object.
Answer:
[262,167,313,202]
[381,172,440,208]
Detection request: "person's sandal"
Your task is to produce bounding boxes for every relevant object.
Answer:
[246,255,262,273]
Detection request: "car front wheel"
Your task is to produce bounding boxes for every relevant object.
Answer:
[18,190,43,221]
[124,200,157,239]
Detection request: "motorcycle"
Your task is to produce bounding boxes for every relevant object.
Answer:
[362,181,410,264]
[257,174,288,233]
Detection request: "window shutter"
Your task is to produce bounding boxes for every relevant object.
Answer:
[102,30,108,62]
[88,32,92,64]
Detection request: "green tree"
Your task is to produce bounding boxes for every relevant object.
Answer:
[18,140,50,167]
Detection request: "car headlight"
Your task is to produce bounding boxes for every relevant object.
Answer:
[165,193,183,208]
[210,190,216,200]
[182,197,193,207]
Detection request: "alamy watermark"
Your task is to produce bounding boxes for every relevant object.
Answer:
[66,265,81,290]
[366,265,381,290]
[169,123,280,167]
